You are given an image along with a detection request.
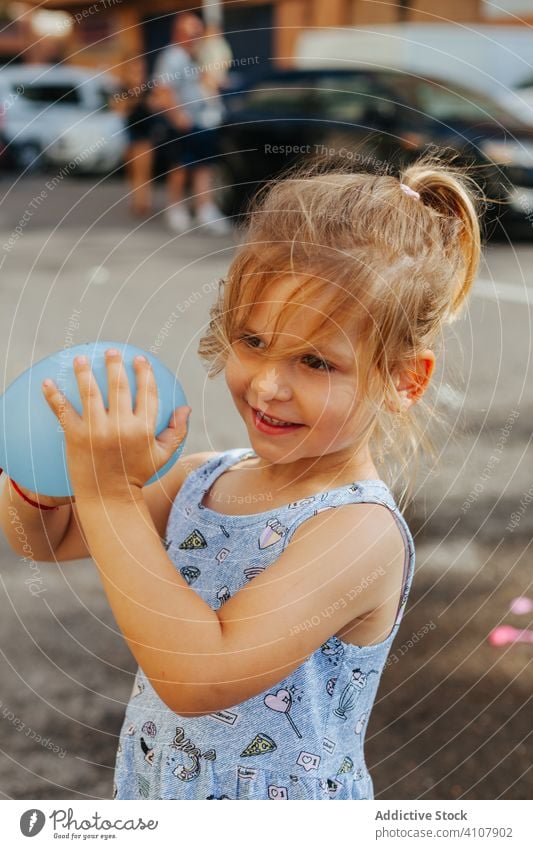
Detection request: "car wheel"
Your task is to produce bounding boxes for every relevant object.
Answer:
[13,141,45,174]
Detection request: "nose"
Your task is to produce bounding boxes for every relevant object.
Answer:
[250,362,293,405]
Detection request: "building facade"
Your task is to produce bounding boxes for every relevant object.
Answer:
[3,1,532,78]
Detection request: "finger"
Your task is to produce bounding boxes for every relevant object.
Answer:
[155,406,191,462]
[105,349,133,419]
[133,355,158,431]
[41,378,82,432]
[73,355,106,426]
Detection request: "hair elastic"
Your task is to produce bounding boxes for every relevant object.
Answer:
[400,183,421,200]
[0,467,59,510]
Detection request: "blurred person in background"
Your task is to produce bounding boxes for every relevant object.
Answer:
[110,55,159,217]
[198,20,234,93]
[151,11,232,235]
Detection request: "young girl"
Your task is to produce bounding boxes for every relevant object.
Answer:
[1,153,481,800]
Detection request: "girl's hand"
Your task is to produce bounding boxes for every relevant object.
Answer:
[41,349,191,502]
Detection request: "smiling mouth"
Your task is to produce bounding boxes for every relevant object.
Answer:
[251,406,303,427]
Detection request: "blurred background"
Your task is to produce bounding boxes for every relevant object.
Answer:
[0,0,532,801]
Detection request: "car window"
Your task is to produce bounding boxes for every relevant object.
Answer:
[377,73,524,127]
[19,84,82,106]
[94,86,111,109]
[515,75,533,90]
[313,74,395,121]
[413,80,516,124]
[239,81,316,115]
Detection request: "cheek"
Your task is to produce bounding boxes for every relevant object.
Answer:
[224,354,246,392]
[319,384,359,421]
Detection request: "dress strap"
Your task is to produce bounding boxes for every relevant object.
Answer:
[281,478,416,633]
[172,448,247,513]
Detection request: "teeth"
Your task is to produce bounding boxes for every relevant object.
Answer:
[258,411,295,426]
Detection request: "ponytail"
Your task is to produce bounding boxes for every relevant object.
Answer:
[400,154,483,322]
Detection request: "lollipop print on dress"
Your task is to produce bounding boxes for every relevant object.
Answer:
[264,688,303,738]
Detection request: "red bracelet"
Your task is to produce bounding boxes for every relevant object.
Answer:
[0,467,60,511]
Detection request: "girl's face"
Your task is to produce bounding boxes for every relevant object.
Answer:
[224,278,375,473]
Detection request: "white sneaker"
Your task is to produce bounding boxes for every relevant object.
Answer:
[195,202,232,235]
[165,204,192,233]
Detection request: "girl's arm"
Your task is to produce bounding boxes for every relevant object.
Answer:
[0,476,71,562]
[74,492,404,717]
[40,350,403,718]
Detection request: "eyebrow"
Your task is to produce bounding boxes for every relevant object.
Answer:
[241,327,355,366]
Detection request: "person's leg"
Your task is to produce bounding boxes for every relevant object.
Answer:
[188,128,231,233]
[127,140,153,215]
[191,166,232,234]
[191,164,213,210]
[160,127,193,232]
[167,164,187,206]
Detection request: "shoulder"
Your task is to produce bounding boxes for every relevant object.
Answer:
[158,45,188,69]
[143,451,219,538]
[287,501,407,605]
[289,499,403,547]
[152,47,176,75]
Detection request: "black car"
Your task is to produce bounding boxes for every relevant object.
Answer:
[214,67,533,235]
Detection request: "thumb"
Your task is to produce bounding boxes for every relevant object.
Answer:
[155,406,191,458]
[170,406,191,429]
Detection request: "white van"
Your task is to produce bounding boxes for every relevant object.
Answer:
[0,64,127,174]
[295,24,533,99]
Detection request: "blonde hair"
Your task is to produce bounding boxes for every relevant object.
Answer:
[198,151,484,511]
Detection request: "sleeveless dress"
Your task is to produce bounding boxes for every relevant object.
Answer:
[113,447,416,800]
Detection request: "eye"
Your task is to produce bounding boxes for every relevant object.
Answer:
[301,355,335,373]
[237,334,264,349]
[237,335,335,372]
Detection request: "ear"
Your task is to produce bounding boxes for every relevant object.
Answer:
[394,350,436,411]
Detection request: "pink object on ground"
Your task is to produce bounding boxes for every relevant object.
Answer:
[509,596,533,615]
[488,625,533,647]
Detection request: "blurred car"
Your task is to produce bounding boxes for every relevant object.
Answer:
[0,64,127,174]
[215,68,533,234]
[495,75,533,127]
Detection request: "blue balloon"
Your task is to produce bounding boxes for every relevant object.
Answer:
[0,341,188,497]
